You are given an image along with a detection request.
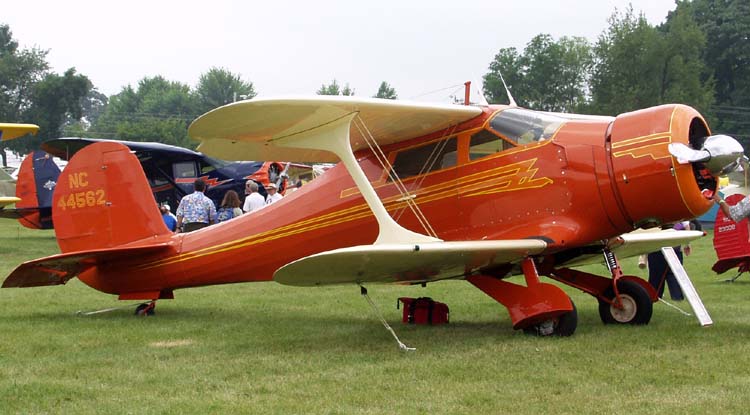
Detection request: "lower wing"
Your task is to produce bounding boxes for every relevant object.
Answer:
[273,229,704,286]
[557,229,705,268]
[273,240,548,286]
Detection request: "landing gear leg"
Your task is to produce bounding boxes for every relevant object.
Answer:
[545,248,657,326]
[468,258,577,336]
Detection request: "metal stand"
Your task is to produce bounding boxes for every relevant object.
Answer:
[661,247,713,326]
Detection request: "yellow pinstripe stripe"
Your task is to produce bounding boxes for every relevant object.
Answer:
[143,158,554,269]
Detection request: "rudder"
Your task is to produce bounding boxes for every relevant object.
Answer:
[53,142,169,253]
[15,150,60,229]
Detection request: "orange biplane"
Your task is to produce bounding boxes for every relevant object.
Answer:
[4,97,742,336]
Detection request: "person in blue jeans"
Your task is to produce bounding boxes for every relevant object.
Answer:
[644,220,700,301]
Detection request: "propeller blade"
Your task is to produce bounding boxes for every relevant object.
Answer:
[668,134,745,175]
[668,142,709,164]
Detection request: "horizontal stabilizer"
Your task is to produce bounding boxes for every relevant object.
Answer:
[3,244,172,288]
[274,239,547,286]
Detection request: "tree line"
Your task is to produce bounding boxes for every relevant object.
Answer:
[1,0,748,161]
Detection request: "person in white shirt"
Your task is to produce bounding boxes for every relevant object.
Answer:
[265,183,283,205]
[242,180,266,213]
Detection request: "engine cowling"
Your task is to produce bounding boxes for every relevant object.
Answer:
[608,104,717,228]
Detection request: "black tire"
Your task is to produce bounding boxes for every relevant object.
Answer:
[598,279,652,325]
[134,302,155,316]
[555,301,577,336]
[522,300,577,337]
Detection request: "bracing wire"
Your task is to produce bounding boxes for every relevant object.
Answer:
[353,115,439,238]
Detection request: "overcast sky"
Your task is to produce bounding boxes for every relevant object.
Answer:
[4,0,678,103]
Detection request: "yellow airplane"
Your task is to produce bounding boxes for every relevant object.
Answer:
[0,123,39,208]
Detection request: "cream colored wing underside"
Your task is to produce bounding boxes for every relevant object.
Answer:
[273,239,548,286]
[562,229,705,268]
[188,96,482,162]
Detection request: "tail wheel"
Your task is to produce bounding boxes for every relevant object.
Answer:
[598,279,652,325]
[134,302,156,316]
[523,300,577,337]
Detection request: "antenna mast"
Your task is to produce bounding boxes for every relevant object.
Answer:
[499,73,517,107]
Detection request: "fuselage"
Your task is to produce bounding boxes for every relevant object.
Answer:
[77,104,716,298]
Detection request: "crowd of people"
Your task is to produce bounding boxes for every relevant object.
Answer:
[161,178,294,233]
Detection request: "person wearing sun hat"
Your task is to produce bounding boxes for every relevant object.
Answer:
[265,182,283,205]
[159,203,177,232]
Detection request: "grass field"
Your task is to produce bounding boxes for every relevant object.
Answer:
[1,220,749,414]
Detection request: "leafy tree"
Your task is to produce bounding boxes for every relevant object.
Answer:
[657,5,714,113]
[483,35,592,112]
[483,47,524,106]
[589,7,666,115]
[680,0,750,143]
[195,67,256,114]
[0,25,91,159]
[317,79,354,96]
[589,6,713,116]
[18,68,92,149]
[0,24,49,123]
[91,76,200,148]
[520,35,592,112]
[63,89,108,137]
[373,81,397,99]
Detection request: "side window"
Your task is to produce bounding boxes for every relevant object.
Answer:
[143,162,170,187]
[391,137,457,180]
[173,161,197,179]
[469,130,512,160]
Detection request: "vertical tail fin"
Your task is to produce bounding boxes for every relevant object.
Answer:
[53,142,170,253]
[15,150,60,229]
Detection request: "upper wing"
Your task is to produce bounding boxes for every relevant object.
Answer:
[558,229,705,268]
[0,123,39,141]
[188,96,483,162]
[42,137,205,161]
[273,239,547,286]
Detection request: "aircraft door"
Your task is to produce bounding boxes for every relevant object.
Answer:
[458,130,515,239]
[386,136,459,240]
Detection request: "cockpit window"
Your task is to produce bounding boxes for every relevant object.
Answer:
[204,156,230,173]
[390,137,457,180]
[469,130,512,160]
[489,109,565,145]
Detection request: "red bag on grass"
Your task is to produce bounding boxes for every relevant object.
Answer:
[397,297,449,325]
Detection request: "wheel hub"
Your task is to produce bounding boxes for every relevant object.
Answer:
[610,294,637,323]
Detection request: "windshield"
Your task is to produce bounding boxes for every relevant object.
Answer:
[488,109,565,145]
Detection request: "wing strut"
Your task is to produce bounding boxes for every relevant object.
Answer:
[275,113,440,245]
